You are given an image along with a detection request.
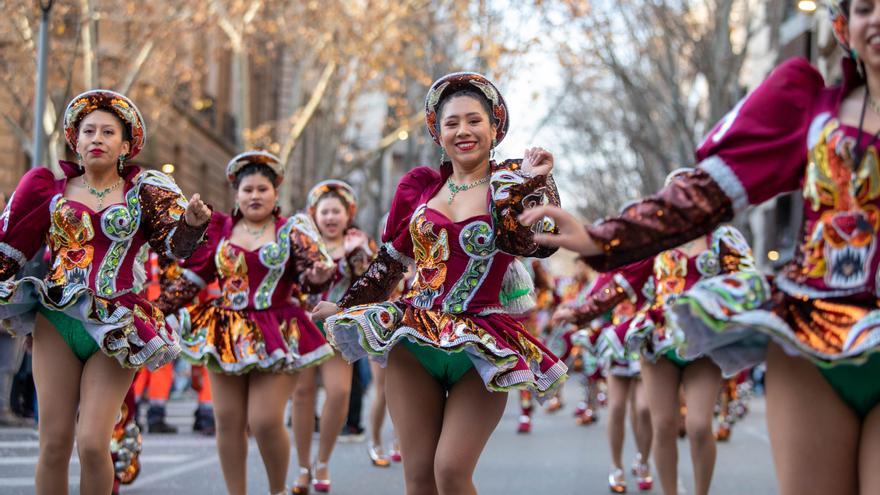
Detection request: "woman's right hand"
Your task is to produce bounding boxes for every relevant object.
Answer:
[518,205,601,256]
[551,306,576,324]
[311,300,340,322]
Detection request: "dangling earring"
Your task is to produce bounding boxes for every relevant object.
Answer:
[274,199,281,215]
[117,154,126,175]
[77,153,85,172]
[439,147,447,165]
[490,138,497,161]
[233,201,240,217]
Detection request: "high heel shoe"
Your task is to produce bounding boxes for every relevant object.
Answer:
[290,467,310,495]
[608,467,626,493]
[714,420,732,442]
[368,443,391,467]
[517,414,532,434]
[389,443,402,463]
[575,408,597,425]
[312,461,331,493]
[633,461,653,491]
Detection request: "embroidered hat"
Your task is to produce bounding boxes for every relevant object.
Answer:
[63,89,146,159]
[829,1,852,56]
[307,179,358,221]
[424,72,509,147]
[226,150,285,186]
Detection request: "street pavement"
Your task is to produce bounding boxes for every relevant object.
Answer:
[0,384,776,494]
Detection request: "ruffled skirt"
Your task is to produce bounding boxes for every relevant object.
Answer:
[664,271,880,376]
[170,301,333,374]
[325,301,567,400]
[0,276,180,370]
[622,304,688,364]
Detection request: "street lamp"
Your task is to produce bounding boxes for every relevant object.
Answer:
[31,0,55,169]
[797,1,818,13]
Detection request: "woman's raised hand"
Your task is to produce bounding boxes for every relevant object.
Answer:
[306,261,337,285]
[185,193,212,227]
[311,300,340,322]
[522,147,554,177]
[344,228,370,255]
[519,205,601,256]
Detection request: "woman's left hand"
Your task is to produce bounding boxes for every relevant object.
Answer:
[185,194,212,227]
[306,261,336,285]
[344,229,370,255]
[522,147,554,177]
[311,301,340,322]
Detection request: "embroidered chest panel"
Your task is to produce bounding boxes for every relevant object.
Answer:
[803,117,880,290]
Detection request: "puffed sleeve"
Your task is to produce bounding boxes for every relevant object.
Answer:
[584,58,824,271]
[0,167,56,280]
[137,171,210,261]
[491,159,561,258]
[154,211,226,313]
[288,213,334,294]
[338,167,432,308]
[572,257,654,327]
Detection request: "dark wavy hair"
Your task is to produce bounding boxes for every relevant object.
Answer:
[437,89,494,124]
[232,163,279,190]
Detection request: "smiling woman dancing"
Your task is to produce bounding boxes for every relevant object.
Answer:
[313,72,567,495]
[0,89,211,494]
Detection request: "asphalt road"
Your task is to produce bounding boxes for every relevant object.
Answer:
[0,383,776,494]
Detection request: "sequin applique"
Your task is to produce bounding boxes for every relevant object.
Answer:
[253,217,296,310]
[802,121,880,289]
[48,196,95,290]
[407,205,450,309]
[216,240,249,310]
[442,220,496,313]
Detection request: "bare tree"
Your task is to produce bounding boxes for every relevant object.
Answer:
[542,0,783,219]
[0,0,212,169]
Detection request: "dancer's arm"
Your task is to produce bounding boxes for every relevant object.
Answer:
[522,58,823,271]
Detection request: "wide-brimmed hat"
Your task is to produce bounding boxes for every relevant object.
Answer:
[63,89,146,159]
[307,179,358,222]
[225,150,285,186]
[424,72,509,147]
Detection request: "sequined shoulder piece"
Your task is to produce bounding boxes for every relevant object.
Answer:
[490,159,560,258]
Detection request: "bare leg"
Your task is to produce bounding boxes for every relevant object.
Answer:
[210,371,249,495]
[291,365,318,486]
[247,371,298,494]
[860,402,880,493]
[681,357,722,495]
[314,355,353,480]
[640,357,681,495]
[631,378,653,460]
[76,352,136,495]
[433,371,507,495]
[606,375,632,469]
[386,346,444,495]
[369,359,388,446]
[765,343,858,495]
[32,317,81,495]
